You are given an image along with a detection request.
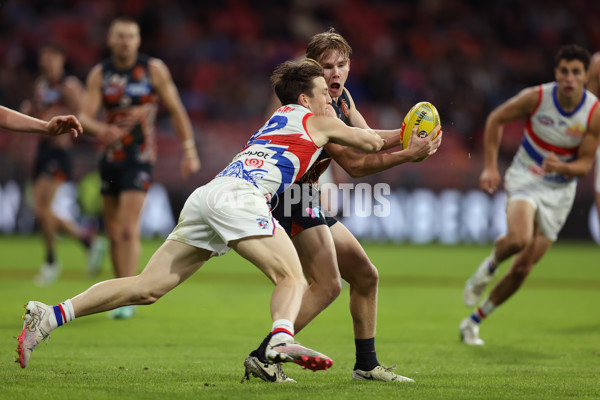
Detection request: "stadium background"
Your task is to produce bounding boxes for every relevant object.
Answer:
[1,0,599,242]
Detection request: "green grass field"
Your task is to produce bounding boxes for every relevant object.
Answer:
[0,236,598,399]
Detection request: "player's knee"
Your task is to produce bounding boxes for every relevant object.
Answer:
[130,284,164,305]
[505,236,530,254]
[312,277,342,303]
[120,224,140,242]
[349,262,379,294]
[33,205,49,221]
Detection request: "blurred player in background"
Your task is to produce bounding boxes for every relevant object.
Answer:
[460,44,600,345]
[79,17,200,318]
[586,51,600,237]
[243,28,441,383]
[0,106,81,137]
[16,59,386,373]
[20,44,105,286]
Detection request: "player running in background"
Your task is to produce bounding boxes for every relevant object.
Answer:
[460,44,600,345]
[19,44,105,285]
[0,106,81,137]
[78,17,200,318]
[586,51,600,239]
[242,29,441,383]
[16,59,384,374]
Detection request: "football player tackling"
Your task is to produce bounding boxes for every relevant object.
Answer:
[16,59,384,375]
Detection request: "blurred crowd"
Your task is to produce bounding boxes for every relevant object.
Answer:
[1,0,599,197]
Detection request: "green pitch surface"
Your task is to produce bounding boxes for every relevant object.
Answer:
[0,236,598,399]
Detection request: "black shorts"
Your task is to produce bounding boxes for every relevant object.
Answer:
[99,157,153,196]
[33,141,72,182]
[270,183,337,237]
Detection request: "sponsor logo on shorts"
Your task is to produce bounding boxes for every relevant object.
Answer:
[256,217,271,229]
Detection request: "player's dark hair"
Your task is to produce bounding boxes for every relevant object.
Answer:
[555,44,591,70]
[306,28,352,64]
[271,59,324,106]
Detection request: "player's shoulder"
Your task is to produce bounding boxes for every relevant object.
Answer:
[512,84,545,103]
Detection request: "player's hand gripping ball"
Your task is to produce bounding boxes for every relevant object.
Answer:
[400,102,441,161]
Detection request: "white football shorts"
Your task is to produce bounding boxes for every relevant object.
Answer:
[504,163,576,241]
[167,177,280,256]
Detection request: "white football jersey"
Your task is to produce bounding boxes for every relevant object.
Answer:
[216,105,322,201]
[514,82,599,183]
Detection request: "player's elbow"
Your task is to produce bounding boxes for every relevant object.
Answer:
[361,139,381,154]
[346,167,367,179]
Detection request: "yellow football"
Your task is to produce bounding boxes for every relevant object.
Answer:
[399,102,441,160]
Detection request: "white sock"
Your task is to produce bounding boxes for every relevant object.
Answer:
[479,298,496,316]
[270,319,294,343]
[48,299,75,330]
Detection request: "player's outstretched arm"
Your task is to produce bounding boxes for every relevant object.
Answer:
[323,124,441,178]
[480,86,538,194]
[307,115,384,153]
[0,106,81,137]
[149,58,200,178]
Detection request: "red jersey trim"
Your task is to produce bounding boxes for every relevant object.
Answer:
[586,100,599,126]
[531,85,543,115]
[302,113,321,149]
[525,121,579,156]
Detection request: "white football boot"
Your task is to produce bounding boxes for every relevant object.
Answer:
[16,301,53,368]
[266,339,333,371]
[240,355,296,383]
[352,365,415,382]
[459,317,485,346]
[34,262,61,286]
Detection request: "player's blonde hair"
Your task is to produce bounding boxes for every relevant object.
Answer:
[306,28,352,63]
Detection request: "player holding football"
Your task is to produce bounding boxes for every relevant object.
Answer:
[20,43,106,286]
[16,59,384,373]
[242,28,441,383]
[586,51,600,239]
[79,17,200,318]
[460,44,600,345]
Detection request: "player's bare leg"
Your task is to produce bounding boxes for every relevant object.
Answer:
[488,232,552,307]
[291,225,341,332]
[33,176,61,280]
[461,222,551,346]
[463,200,536,306]
[331,223,378,339]
[33,176,89,285]
[491,201,537,264]
[103,191,145,278]
[232,229,333,371]
[332,222,412,382]
[17,240,210,367]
